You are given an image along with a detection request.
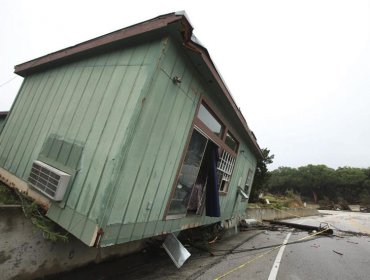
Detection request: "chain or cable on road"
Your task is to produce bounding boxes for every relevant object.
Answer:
[213,227,332,280]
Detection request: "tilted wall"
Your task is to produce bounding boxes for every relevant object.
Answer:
[100,37,257,246]
[0,34,257,247]
[0,117,7,133]
[0,38,165,245]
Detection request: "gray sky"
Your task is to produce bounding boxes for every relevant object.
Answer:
[1,0,369,170]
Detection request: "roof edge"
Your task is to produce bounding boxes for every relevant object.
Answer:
[13,12,263,159]
[14,12,183,77]
[179,24,263,159]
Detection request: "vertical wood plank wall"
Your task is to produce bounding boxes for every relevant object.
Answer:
[0,35,257,247]
[100,38,257,246]
[0,117,7,133]
[0,39,165,245]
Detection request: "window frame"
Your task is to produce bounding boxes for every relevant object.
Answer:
[194,99,239,158]
[216,149,236,194]
[195,99,240,195]
[225,131,239,152]
[164,98,241,220]
[197,103,225,138]
[243,168,254,198]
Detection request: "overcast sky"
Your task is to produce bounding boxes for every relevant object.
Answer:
[1,0,369,170]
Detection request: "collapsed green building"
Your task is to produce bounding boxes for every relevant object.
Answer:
[0,12,262,247]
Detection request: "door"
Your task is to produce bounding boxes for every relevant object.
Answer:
[167,128,221,219]
[167,129,208,219]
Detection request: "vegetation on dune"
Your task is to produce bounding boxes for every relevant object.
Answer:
[265,165,370,205]
[251,162,370,208]
[249,190,304,209]
[249,149,370,209]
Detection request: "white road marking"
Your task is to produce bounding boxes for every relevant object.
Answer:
[267,231,293,280]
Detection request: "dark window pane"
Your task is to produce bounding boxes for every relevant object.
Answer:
[197,104,223,137]
[219,180,229,192]
[225,132,238,152]
[168,130,208,216]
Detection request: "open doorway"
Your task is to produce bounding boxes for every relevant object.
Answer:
[186,142,216,216]
[167,129,221,219]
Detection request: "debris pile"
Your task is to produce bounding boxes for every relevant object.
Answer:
[318,197,350,211]
[265,220,334,235]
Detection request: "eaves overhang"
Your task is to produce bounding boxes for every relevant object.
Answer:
[191,45,263,159]
[14,12,183,77]
[177,14,263,159]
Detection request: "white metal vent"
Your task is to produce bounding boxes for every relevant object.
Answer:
[28,160,71,201]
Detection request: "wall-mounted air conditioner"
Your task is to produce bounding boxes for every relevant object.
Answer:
[28,160,71,201]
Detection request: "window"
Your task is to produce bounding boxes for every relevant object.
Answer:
[167,128,222,219]
[245,169,254,194]
[197,104,224,137]
[219,180,229,192]
[167,129,208,216]
[166,100,242,218]
[217,150,236,193]
[225,132,238,152]
[195,101,239,194]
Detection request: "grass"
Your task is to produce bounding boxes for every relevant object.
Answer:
[248,191,304,209]
[0,182,20,205]
[1,181,68,242]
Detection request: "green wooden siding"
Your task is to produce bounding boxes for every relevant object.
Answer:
[0,34,257,247]
[101,37,202,245]
[0,117,7,134]
[100,38,257,246]
[0,38,165,245]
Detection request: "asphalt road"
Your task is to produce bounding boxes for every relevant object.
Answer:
[45,211,370,280]
[198,211,370,280]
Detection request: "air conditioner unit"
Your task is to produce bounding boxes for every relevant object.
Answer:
[28,160,71,201]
